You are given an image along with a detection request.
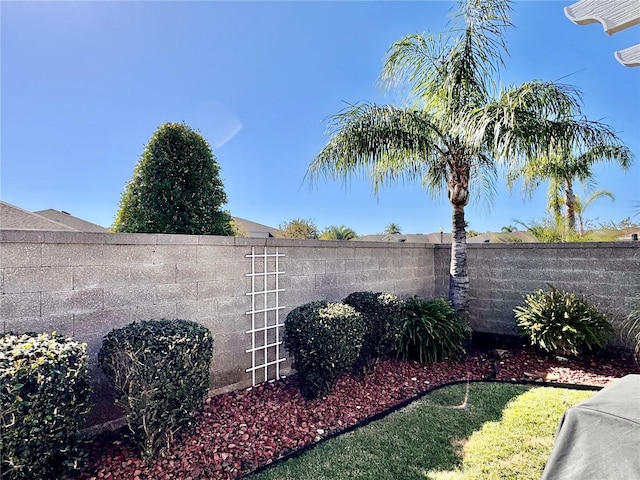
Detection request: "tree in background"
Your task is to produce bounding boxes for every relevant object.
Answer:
[320,225,358,240]
[306,0,621,320]
[277,218,320,239]
[113,122,233,235]
[229,218,248,237]
[516,190,619,243]
[383,223,402,235]
[573,190,614,237]
[508,145,631,236]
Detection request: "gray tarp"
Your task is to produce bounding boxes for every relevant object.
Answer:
[541,374,640,480]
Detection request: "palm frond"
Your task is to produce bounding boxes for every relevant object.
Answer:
[307,103,447,195]
[449,0,512,87]
[468,151,499,210]
[379,33,443,100]
[381,0,512,121]
[574,144,633,170]
[547,178,563,219]
[579,189,615,212]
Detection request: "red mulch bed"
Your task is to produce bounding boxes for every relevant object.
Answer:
[70,345,638,480]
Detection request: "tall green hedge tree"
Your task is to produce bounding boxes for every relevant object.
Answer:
[113,122,233,235]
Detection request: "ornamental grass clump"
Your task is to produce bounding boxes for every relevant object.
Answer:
[619,303,640,363]
[514,285,613,356]
[283,301,365,399]
[98,319,214,459]
[343,291,402,374]
[396,297,467,363]
[0,332,92,480]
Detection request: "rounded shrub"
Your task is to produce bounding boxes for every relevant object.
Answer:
[396,297,467,363]
[343,291,402,374]
[0,332,92,480]
[283,301,365,399]
[514,285,613,356]
[98,319,214,459]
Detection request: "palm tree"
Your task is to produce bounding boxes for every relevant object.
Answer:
[574,190,614,237]
[320,225,358,240]
[306,0,625,321]
[508,145,631,235]
[383,223,402,235]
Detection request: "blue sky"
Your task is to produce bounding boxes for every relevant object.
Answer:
[2,1,639,236]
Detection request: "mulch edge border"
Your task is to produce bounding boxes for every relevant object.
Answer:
[242,379,603,478]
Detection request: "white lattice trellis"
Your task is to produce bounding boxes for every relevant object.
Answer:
[245,246,286,386]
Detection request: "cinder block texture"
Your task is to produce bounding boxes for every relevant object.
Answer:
[466,242,640,335]
[2,229,638,430]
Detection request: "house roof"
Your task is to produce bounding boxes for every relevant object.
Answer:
[466,231,538,243]
[232,217,279,238]
[357,233,450,243]
[34,208,109,233]
[0,201,76,231]
[355,231,538,244]
[1,201,279,236]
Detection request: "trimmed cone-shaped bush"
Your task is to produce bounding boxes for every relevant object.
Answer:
[1,332,92,480]
[113,122,233,235]
[99,319,214,459]
[343,291,402,374]
[283,301,365,398]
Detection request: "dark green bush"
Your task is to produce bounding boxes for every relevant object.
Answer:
[98,319,214,459]
[396,297,467,363]
[343,291,402,374]
[112,122,233,235]
[514,285,613,356]
[283,301,365,399]
[0,332,92,480]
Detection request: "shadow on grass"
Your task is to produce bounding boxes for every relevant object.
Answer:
[247,382,530,480]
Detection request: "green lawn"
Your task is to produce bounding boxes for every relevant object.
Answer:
[248,382,596,480]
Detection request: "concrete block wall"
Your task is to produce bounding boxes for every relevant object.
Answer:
[434,242,640,335]
[3,229,638,428]
[0,230,434,427]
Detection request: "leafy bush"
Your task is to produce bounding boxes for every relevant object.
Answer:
[514,285,613,355]
[113,122,232,235]
[1,332,92,480]
[343,291,402,374]
[98,319,214,459]
[396,297,467,363]
[276,218,320,239]
[283,301,365,398]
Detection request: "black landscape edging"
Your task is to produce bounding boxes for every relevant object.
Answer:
[242,379,602,478]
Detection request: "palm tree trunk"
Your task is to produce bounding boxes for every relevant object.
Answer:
[564,180,576,236]
[578,213,584,237]
[449,204,469,325]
